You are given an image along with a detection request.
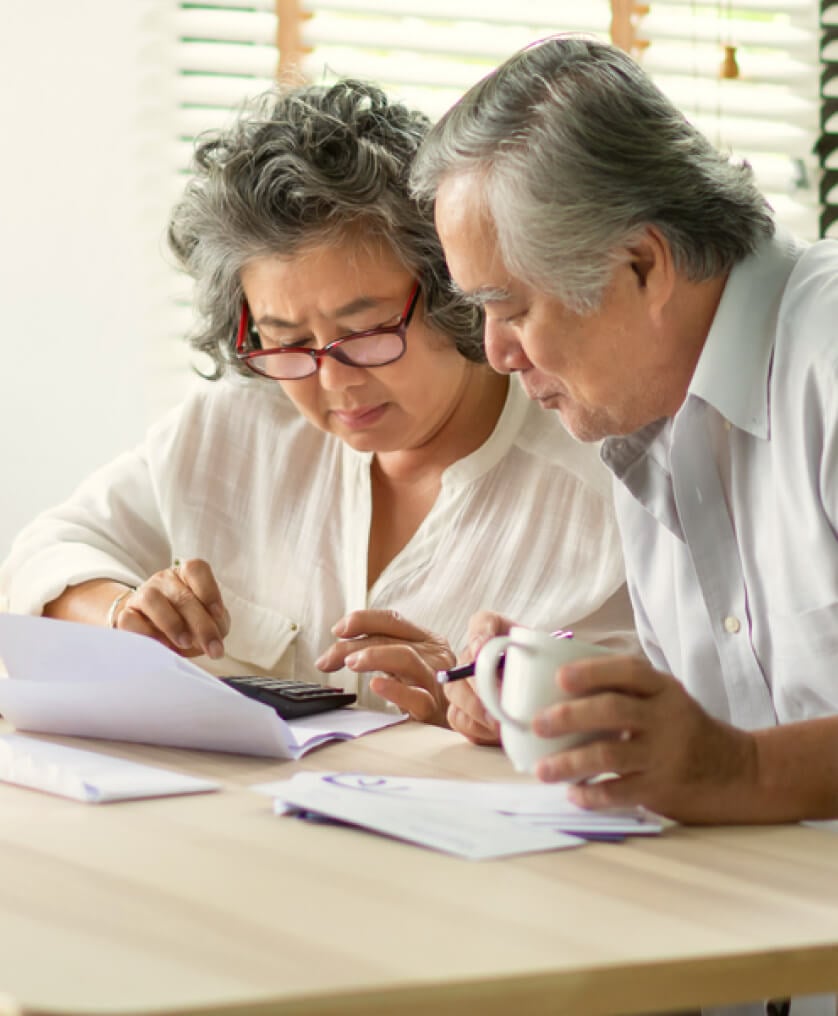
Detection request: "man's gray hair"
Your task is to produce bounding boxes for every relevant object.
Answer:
[168,79,484,377]
[411,35,775,312]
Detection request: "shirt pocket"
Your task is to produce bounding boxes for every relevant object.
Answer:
[205,583,301,678]
[767,600,838,720]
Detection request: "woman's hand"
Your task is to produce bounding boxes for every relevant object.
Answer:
[441,610,513,746]
[316,609,455,726]
[114,559,230,659]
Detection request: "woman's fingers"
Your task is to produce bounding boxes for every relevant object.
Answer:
[332,608,428,642]
[176,559,230,635]
[444,679,500,745]
[463,611,516,661]
[117,559,228,659]
[345,642,450,725]
[446,702,501,746]
[368,675,442,725]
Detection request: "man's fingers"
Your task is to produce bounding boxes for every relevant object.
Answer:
[557,655,664,698]
[534,692,647,739]
[565,773,647,810]
[534,732,643,785]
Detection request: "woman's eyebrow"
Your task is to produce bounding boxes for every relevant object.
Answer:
[254,296,382,330]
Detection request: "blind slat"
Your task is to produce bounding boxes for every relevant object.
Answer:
[175,8,277,42]
[305,14,611,57]
[309,0,596,22]
[175,41,278,75]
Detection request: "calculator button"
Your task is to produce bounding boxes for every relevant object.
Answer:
[220,675,356,719]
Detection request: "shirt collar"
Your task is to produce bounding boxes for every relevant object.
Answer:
[688,225,804,439]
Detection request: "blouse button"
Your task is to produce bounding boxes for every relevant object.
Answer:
[723,615,741,634]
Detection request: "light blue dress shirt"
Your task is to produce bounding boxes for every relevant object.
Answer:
[601,227,837,1016]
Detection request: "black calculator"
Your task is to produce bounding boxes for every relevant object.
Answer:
[220,675,357,720]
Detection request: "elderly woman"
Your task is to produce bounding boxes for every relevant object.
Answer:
[0,80,634,726]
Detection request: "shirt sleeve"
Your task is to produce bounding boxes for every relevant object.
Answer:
[0,422,177,616]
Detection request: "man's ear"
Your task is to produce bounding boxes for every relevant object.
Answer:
[628,226,675,323]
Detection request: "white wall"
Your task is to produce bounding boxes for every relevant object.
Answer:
[0,1,185,558]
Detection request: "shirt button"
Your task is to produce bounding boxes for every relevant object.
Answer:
[723,615,741,634]
[723,420,732,431]
[290,623,299,632]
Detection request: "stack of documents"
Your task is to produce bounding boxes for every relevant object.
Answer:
[256,771,664,860]
[0,614,404,759]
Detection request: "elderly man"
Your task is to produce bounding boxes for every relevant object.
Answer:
[412,36,838,826]
[411,32,838,1016]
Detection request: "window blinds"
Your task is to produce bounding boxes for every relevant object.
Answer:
[294,1,612,120]
[151,1,828,411]
[638,0,823,239]
[822,0,838,236]
[149,1,279,413]
[292,1,825,237]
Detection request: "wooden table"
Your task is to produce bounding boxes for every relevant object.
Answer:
[0,719,837,1016]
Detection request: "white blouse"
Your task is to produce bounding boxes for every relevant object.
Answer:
[0,375,635,707]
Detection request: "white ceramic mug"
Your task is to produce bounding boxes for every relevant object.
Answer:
[475,626,612,774]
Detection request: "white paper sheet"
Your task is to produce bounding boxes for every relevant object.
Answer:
[0,733,218,803]
[254,771,662,859]
[0,615,405,758]
[265,774,584,860]
[256,771,663,837]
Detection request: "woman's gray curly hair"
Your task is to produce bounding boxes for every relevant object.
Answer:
[167,79,485,377]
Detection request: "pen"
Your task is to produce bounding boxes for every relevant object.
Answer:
[435,629,573,684]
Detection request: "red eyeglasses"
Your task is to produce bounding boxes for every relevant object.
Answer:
[234,282,421,380]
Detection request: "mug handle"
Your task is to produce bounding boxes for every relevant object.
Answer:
[474,635,528,730]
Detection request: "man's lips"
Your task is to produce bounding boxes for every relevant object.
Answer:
[521,378,566,405]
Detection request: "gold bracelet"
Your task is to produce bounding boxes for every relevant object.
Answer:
[106,587,136,629]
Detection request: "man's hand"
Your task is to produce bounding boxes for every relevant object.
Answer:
[531,654,758,823]
[116,558,230,660]
[316,609,455,725]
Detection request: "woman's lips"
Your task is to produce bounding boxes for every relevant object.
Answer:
[331,404,388,429]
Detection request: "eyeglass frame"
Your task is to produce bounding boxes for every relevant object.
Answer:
[234,281,421,380]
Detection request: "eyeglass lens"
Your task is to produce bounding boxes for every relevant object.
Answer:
[245,330,406,380]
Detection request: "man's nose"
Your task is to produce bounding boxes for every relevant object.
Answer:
[483,320,530,374]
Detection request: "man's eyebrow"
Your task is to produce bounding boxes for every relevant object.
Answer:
[452,283,513,307]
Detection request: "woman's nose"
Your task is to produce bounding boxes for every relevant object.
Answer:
[316,352,365,390]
